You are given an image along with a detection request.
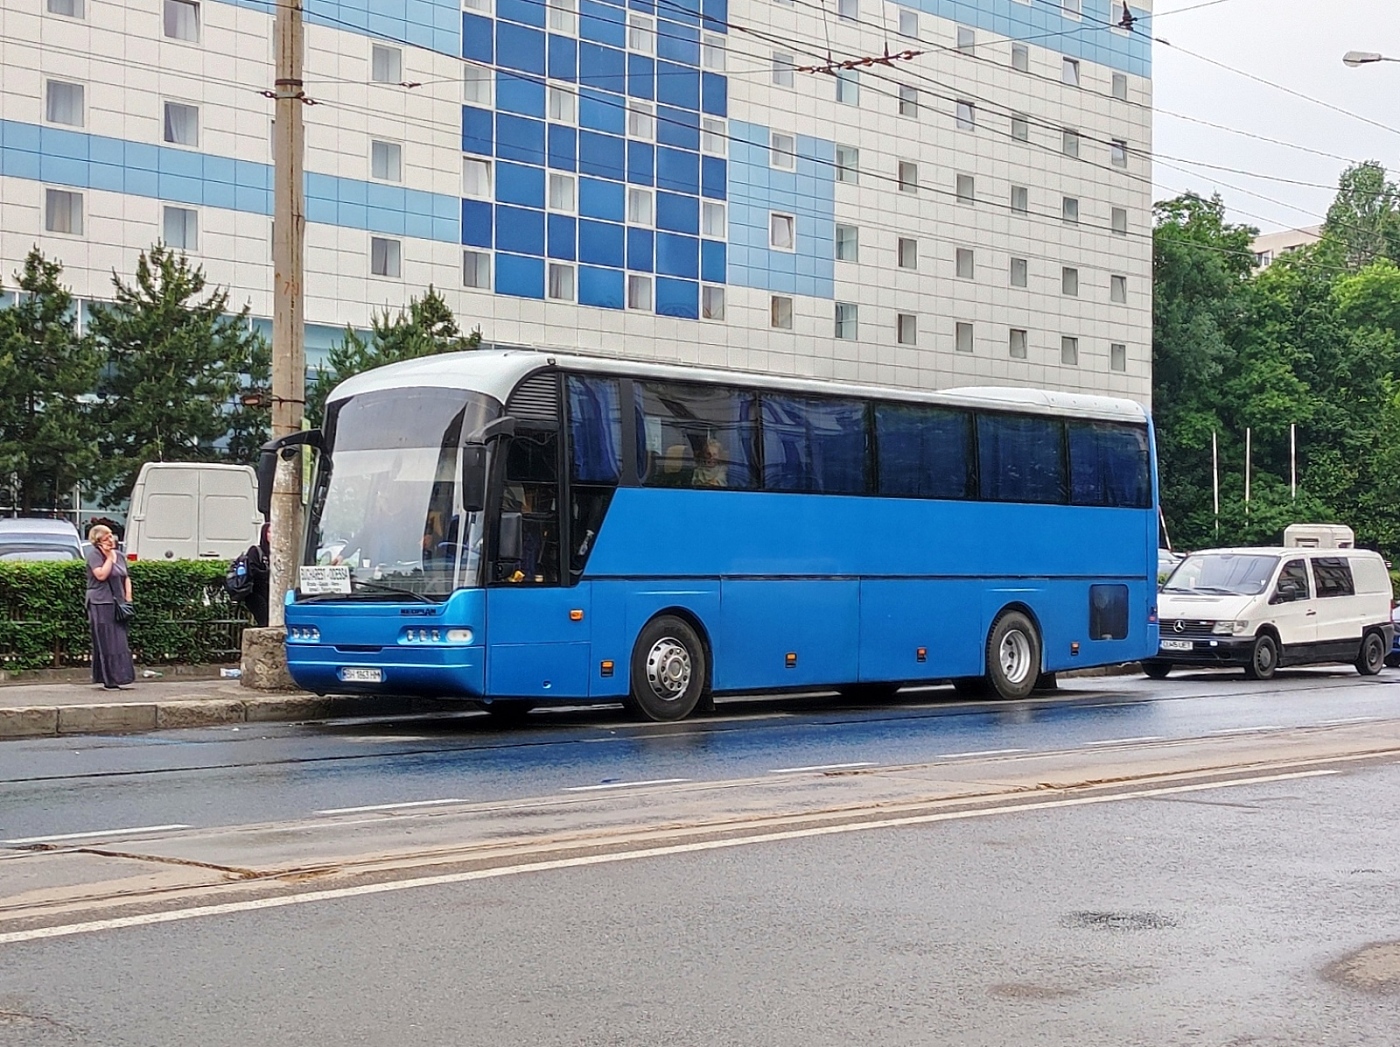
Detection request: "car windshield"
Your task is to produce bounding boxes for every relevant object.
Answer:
[306,387,501,599]
[1162,552,1280,596]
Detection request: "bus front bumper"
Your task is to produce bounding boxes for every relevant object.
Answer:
[286,645,485,698]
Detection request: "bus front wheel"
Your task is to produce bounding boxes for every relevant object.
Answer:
[985,611,1042,701]
[626,615,708,722]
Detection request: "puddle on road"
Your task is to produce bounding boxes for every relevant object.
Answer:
[1061,910,1178,932]
[1325,941,1400,994]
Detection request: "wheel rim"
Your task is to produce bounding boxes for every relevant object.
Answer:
[645,637,692,702]
[999,629,1033,685]
[1257,641,1275,672]
[1368,636,1384,668]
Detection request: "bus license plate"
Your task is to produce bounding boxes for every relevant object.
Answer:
[341,667,383,683]
[1160,640,1193,652]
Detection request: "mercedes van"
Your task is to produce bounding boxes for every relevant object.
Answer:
[125,463,262,561]
[1146,546,1394,680]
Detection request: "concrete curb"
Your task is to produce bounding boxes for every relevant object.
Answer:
[0,664,229,687]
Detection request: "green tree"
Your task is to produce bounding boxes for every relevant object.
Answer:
[0,248,102,514]
[306,286,480,426]
[1318,161,1400,270]
[89,245,268,493]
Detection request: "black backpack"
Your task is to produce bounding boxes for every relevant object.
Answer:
[224,553,255,601]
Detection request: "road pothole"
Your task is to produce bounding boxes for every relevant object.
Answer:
[1061,910,1177,932]
[1324,941,1400,994]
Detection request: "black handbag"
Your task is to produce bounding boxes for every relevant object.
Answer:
[115,600,135,624]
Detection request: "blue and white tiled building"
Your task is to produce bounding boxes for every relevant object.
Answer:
[0,0,1153,402]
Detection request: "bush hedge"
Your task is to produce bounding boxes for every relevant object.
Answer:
[0,560,249,670]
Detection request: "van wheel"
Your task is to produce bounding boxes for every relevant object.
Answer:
[1143,660,1172,680]
[985,611,1042,700]
[624,615,707,722]
[1355,631,1386,676]
[1244,634,1278,680]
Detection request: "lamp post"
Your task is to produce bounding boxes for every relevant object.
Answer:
[1343,51,1398,67]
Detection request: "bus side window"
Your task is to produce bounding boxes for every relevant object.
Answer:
[977,413,1067,504]
[874,403,974,499]
[1069,422,1151,508]
[761,395,867,494]
[634,381,757,491]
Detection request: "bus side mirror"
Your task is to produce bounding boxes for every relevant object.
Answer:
[461,445,488,513]
[498,512,523,562]
[256,430,323,518]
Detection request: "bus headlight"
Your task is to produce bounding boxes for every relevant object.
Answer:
[446,628,474,644]
[1212,621,1249,636]
[289,626,320,642]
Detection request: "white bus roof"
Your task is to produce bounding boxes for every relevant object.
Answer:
[328,349,1150,424]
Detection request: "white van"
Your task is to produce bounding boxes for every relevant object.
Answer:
[1148,546,1394,680]
[125,463,263,561]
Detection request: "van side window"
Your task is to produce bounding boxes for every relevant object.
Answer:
[1311,557,1355,598]
[1277,559,1309,599]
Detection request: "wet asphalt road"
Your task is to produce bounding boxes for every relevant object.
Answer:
[2,667,1398,843]
[2,753,1398,1046]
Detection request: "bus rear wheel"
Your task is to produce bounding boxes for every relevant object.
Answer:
[984,610,1042,701]
[625,615,708,722]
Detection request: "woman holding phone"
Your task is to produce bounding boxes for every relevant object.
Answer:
[85,523,135,689]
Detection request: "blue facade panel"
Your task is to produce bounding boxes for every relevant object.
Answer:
[578,42,627,92]
[656,147,699,194]
[656,192,698,234]
[578,219,626,268]
[497,22,547,75]
[657,20,700,66]
[627,228,654,272]
[655,276,699,319]
[497,0,547,29]
[497,72,547,118]
[656,232,699,278]
[462,13,494,62]
[580,0,627,47]
[548,33,579,80]
[496,253,546,298]
[655,62,700,110]
[547,124,578,171]
[627,54,655,100]
[547,214,578,260]
[701,72,727,117]
[701,239,726,283]
[701,155,726,200]
[497,114,547,165]
[579,88,626,135]
[578,265,625,309]
[496,205,547,255]
[577,132,626,180]
[580,177,626,222]
[626,141,654,185]
[657,106,699,151]
[497,162,546,208]
[462,106,494,155]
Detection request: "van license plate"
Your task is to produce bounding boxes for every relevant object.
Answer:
[341,667,383,683]
[1160,640,1193,652]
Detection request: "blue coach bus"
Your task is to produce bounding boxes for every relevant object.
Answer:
[270,350,1159,721]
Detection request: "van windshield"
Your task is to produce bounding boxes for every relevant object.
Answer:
[1162,553,1280,596]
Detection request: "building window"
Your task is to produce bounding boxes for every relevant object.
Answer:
[163,0,199,42]
[371,140,402,182]
[1062,129,1080,158]
[838,0,858,18]
[899,161,919,193]
[1111,274,1127,303]
[956,248,975,279]
[1009,328,1028,359]
[462,0,491,11]
[548,0,577,35]
[372,44,402,84]
[897,313,917,345]
[464,64,492,105]
[1011,42,1028,72]
[548,262,575,302]
[48,0,85,16]
[770,132,796,170]
[1111,139,1129,167]
[770,212,795,251]
[899,86,919,118]
[1063,0,1082,14]
[464,250,491,289]
[835,144,859,183]
[955,322,974,354]
[702,33,726,71]
[702,284,725,320]
[371,237,401,278]
[46,188,83,235]
[1062,267,1079,296]
[701,201,726,238]
[1010,257,1028,287]
[956,173,974,203]
[463,157,491,199]
[45,80,84,127]
[701,117,726,156]
[1061,336,1079,366]
[1110,342,1127,371]
[1112,72,1128,100]
[1062,57,1080,86]
[627,274,653,311]
[1063,196,1079,223]
[835,224,858,261]
[956,100,976,130]
[772,52,795,87]
[628,100,655,140]
[1011,186,1029,213]
[956,26,975,53]
[549,86,576,124]
[163,205,198,250]
[1112,207,1128,235]
[628,187,653,225]
[163,101,200,147]
[835,302,858,340]
[1011,114,1029,142]
[548,172,576,212]
[771,295,794,330]
[835,69,859,105]
[627,13,655,55]
[898,237,917,270]
[898,9,918,36]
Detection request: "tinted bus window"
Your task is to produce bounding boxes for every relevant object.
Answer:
[762,396,868,494]
[977,414,1066,503]
[636,382,756,490]
[874,404,974,500]
[567,375,623,484]
[1068,422,1151,508]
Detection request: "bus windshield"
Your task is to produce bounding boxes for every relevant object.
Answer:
[1162,552,1280,596]
[307,387,500,598]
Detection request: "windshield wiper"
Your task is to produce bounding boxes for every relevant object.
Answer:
[349,578,440,604]
[1190,586,1242,596]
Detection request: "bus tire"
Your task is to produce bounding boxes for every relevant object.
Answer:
[1244,634,1278,680]
[1142,661,1172,680]
[625,615,708,722]
[985,610,1041,701]
[1355,631,1386,676]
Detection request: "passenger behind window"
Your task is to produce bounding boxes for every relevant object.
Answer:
[661,444,693,486]
[692,439,729,488]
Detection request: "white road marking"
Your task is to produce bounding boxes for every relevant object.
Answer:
[768,762,874,774]
[1318,717,1380,726]
[563,778,692,792]
[936,748,1026,759]
[1085,736,1164,747]
[1208,726,1285,735]
[3,825,191,846]
[317,799,469,816]
[0,769,1340,947]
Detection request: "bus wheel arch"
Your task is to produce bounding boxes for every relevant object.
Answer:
[983,604,1043,701]
[624,610,712,722]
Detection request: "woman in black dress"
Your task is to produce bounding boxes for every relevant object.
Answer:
[86,523,135,689]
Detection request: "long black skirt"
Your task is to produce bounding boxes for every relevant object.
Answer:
[89,601,136,688]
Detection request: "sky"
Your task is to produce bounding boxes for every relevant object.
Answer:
[1149,0,1400,234]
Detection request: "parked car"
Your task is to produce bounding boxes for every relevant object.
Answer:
[0,518,84,562]
[1146,546,1394,680]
